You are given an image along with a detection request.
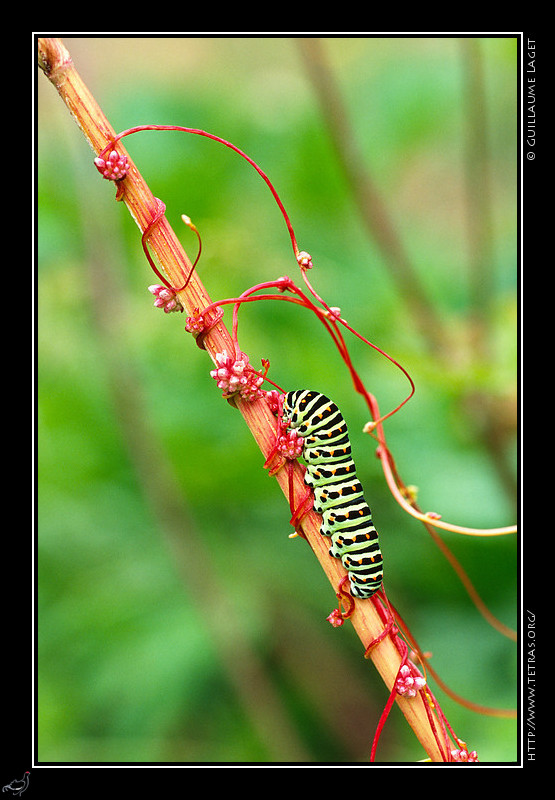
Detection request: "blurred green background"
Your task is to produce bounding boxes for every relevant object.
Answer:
[37,36,518,764]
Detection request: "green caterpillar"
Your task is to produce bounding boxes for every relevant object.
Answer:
[283,390,383,599]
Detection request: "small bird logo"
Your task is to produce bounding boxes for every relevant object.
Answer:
[2,772,30,796]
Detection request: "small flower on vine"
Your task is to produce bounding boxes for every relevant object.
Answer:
[265,390,282,415]
[276,430,304,460]
[326,608,345,627]
[450,747,479,763]
[185,309,206,333]
[241,374,265,402]
[210,350,264,401]
[94,150,129,181]
[296,250,313,269]
[395,664,426,698]
[148,285,184,314]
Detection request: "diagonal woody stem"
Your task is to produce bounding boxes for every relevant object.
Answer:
[39,36,468,762]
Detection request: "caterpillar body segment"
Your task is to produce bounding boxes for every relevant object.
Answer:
[283,390,384,599]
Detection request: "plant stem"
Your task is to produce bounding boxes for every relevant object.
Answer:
[39,36,458,761]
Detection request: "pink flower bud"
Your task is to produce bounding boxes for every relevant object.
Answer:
[296,250,313,269]
[148,284,183,313]
[450,748,479,763]
[94,150,129,181]
[326,608,344,627]
[395,664,426,698]
[277,430,304,460]
[210,350,264,401]
[185,310,206,333]
[265,390,282,415]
